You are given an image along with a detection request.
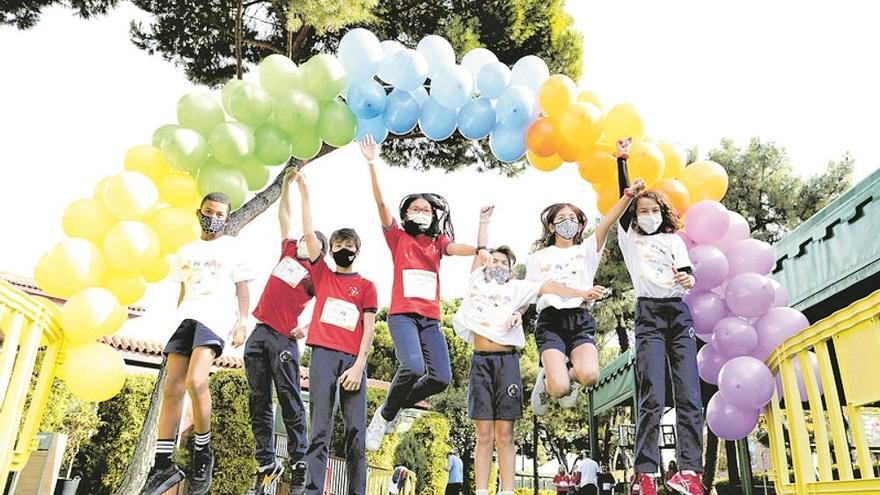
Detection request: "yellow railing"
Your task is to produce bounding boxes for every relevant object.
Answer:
[0,281,65,490]
[765,289,880,495]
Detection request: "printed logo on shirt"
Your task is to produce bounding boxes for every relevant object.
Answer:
[507,384,520,398]
[348,285,360,297]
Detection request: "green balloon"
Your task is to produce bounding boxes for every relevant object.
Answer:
[197,165,248,210]
[221,79,247,114]
[205,155,236,170]
[318,99,357,147]
[254,124,292,165]
[152,124,179,148]
[163,128,209,174]
[239,161,271,191]
[259,54,303,96]
[209,122,255,167]
[302,54,347,101]
[290,127,322,160]
[177,93,225,136]
[228,83,273,127]
[272,90,320,134]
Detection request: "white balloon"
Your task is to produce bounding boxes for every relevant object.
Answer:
[510,55,550,93]
[411,86,429,105]
[338,28,383,81]
[430,65,473,109]
[417,35,456,75]
[461,48,498,80]
[387,49,429,91]
[377,40,405,83]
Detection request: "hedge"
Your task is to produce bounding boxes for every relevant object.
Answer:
[39,379,100,478]
[395,412,452,495]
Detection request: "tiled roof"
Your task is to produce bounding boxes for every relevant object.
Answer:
[0,272,146,316]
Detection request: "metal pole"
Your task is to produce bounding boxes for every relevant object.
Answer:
[533,414,539,495]
[736,439,754,495]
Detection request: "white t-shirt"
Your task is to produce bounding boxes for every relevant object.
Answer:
[576,457,599,487]
[525,235,603,312]
[453,267,542,349]
[170,236,255,334]
[618,225,692,298]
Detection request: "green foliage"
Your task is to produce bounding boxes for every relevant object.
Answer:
[394,413,452,495]
[287,0,377,34]
[514,490,555,495]
[0,0,118,29]
[77,373,156,495]
[39,379,100,478]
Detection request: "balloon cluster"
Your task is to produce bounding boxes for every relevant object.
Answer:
[681,201,820,440]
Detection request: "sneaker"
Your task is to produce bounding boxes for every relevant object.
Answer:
[190,443,215,495]
[666,472,704,495]
[530,368,552,416]
[139,464,185,495]
[288,459,306,495]
[629,473,656,495]
[254,461,285,495]
[384,410,402,434]
[558,380,581,408]
[366,408,389,451]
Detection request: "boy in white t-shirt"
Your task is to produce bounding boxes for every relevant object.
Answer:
[140,192,254,495]
[454,206,599,495]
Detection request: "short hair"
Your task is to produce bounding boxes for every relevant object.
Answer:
[313,230,330,256]
[491,245,517,267]
[330,228,361,251]
[200,192,231,213]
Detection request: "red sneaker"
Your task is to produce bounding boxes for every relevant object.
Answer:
[629,473,656,495]
[666,472,705,495]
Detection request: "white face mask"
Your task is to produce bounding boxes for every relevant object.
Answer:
[408,213,433,228]
[637,213,663,234]
[296,240,310,259]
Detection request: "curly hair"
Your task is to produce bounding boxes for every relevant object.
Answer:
[533,202,588,250]
[628,190,682,234]
[398,193,455,239]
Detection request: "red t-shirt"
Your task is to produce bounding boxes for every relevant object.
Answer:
[383,219,452,320]
[553,474,571,493]
[252,239,314,337]
[306,258,378,356]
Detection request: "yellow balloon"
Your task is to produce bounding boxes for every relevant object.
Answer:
[559,102,602,147]
[93,177,111,201]
[34,239,107,298]
[602,103,645,142]
[60,287,125,344]
[124,144,171,182]
[679,160,729,202]
[627,141,666,186]
[652,178,691,214]
[148,208,201,254]
[62,198,117,245]
[102,269,147,306]
[102,172,159,220]
[576,89,603,110]
[658,141,686,179]
[61,342,127,402]
[103,221,161,274]
[538,74,578,117]
[159,172,199,208]
[576,143,616,184]
[527,151,563,172]
[143,256,172,283]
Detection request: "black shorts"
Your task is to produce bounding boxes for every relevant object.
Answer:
[467,350,523,420]
[535,307,597,356]
[163,319,224,357]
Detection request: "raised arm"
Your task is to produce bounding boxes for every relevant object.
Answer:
[360,135,394,228]
[295,172,322,262]
[594,178,643,250]
[279,168,297,239]
[471,206,494,272]
[615,138,634,231]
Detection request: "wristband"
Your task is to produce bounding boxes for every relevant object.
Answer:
[476,245,488,253]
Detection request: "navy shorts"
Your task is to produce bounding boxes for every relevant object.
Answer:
[163,319,224,357]
[467,351,523,420]
[535,307,597,356]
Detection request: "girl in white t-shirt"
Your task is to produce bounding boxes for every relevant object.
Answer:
[526,139,644,416]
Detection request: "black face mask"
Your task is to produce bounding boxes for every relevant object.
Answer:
[403,219,428,236]
[332,248,357,268]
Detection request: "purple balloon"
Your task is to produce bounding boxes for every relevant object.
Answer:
[768,278,789,308]
[687,291,730,334]
[677,230,697,251]
[689,245,729,292]
[706,392,760,440]
[724,272,774,318]
[727,239,775,277]
[685,201,730,244]
[713,317,758,358]
[711,211,751,253]
[718,356,775,410]
[775,351,823,402]
[696,332,714,343]
[752,307,810,361]
[697,343,727,385]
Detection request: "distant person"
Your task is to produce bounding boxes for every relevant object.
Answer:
[553,465,572,494]
[388,466,411,495]
[445,452,463,495]
[575,452,598,495]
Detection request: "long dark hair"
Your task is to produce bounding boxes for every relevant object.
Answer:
[533,202,588,250]
[628,190,681,234]
[398,193,455,239]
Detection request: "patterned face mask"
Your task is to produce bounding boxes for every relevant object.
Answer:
[484,266,511,284]
[198,212,226,235]
[553,218,580,240]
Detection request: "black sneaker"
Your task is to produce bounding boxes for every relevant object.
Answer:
[288,459,306,495]
[189,443,215,495]
[254,461,285,495]
[139,464,185,495]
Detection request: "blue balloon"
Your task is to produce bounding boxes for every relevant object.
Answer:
[495,85,536,128]
[476,61,511,99]
[489,122,526,162]
[356,116,389,144]
[347,80,387,119]
[457,97,496,140]
[383,90,421,135]
[387,49,429,92]
[419,96,458,141]
[430,65,473,109]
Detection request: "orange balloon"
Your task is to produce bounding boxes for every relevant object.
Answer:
[679,160,729,202]
[658,141,686,179]
[577,143,616,183]
[602,103,645,142]
[576,89,602,110]
[627,141,665,185]
[526,117,561,157]
[652,178,691,214]
[558,140,588,163]
[595,189,619,216]
[559,102,602,147]
[527,151,563,172]
[538,74,578,117]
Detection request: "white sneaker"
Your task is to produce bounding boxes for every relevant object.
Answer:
[384,410,401,434]
[558,380,581,408]
[530,368,551,416]
[366,408,389,451]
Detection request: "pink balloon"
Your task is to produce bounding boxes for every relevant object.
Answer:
[768,278,789,308]
[727,239,775,277]
[718,356,775,410]
[711,211,751,253]
[724,272,774,318]
[697,343,727,385]
[684,201,730,244]
[706,392,760,440]
[712,317,758,358]
[752,307,810,361]
[775,351,823,402]
[676,230,697,251]
[689,245,729,292]
[687,291,730,334]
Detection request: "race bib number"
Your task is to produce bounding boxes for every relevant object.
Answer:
[319,297,359,331]
[272,257,308,288]
[402,269,437,300]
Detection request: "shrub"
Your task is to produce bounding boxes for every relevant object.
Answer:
[394,412,452,495]
[39,379,100,479]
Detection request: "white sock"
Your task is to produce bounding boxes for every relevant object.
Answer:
[475,490,489,495]
[194,431,211,450]
[682,470,697,476]
[499,491,514,495]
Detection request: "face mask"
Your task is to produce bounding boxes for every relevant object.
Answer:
[553,218,580,240]
[332,248,357,268]
[637,213,663,234]
[403,213,432,235]
[484,266,511,284]
[198,211,226,235]
[296,241,310,259]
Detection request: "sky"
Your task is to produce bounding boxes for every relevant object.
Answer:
[1,1,878,352]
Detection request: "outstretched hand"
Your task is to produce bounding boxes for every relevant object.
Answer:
[359,134,378,162]
[613,137,633,159]
[630,178,646,195]
[480,205,495,222]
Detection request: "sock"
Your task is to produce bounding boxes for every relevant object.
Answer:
[475,490,489,495]
[682,470,697,476]
[499,491,514,495]
[194,431,211,450]
[154,438,176,469]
